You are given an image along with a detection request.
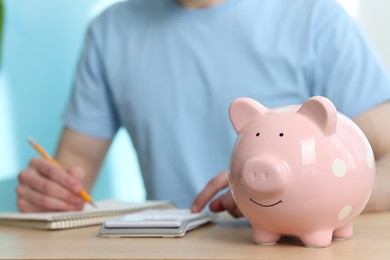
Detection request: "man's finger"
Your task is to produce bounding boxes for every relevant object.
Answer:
[16,185,77,211]
[17,198,44,212]
[18,167,83,204]
[191,170,229,212]
[209,192,243,218]
[30,158,83,193]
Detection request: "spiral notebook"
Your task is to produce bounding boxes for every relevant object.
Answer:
[0,200,174,230]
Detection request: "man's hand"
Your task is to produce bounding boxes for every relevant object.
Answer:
[354,102,390,212]
[191,170,243,218]
[16,158,85,212]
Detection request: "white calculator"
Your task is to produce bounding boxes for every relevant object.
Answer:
[99,209,214,238]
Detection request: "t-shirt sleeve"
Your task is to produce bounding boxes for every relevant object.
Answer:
[62,18,120,139]
[311,1,390,118]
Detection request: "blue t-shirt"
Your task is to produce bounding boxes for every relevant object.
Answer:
[63,0,390,207]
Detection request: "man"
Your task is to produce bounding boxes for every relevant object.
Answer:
[17,0,390,214]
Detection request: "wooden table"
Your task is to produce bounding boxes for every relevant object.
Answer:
[1,212,389,259]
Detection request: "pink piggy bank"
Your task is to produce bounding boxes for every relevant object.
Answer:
[228,96,375,248]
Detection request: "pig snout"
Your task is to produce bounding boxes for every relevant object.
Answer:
[241,157,290,195]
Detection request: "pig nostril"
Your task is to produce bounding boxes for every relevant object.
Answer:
[263,172,268,180]
[250,171,270,181]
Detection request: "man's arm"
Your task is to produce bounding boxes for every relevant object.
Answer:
[16,127,112,212]
[55,128,112,192]
[354,102,390,212]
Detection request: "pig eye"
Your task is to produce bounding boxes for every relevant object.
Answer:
[279,133,284,137]
[256,133,260,137]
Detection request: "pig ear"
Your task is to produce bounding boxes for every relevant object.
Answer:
[229,98,268,133]
[297,96,337,136]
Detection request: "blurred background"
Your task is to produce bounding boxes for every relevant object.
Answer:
[0,0,389,212]
[0,0,145,212]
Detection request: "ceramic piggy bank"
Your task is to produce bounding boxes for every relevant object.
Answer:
[228,96,375,248]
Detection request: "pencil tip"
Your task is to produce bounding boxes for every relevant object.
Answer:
[26,136,35,145]
[91,201,97,208]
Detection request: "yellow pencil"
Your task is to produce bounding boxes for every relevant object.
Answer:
[27,136,97,208]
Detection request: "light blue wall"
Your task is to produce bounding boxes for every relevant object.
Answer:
[0,0,145,212]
